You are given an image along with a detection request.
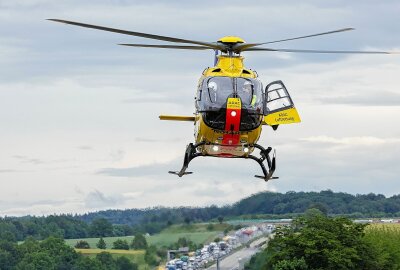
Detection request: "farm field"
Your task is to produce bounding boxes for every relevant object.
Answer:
[65,223,225,249]
[364,223,400,268]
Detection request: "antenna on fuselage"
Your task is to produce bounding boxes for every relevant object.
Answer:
[214,50,219,66]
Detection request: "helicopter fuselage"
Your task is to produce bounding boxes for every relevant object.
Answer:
[161,50,301,180]
[194,55,263,158]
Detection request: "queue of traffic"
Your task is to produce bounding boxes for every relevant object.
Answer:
[165,224,275,270]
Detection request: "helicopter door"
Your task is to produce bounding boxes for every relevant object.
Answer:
[263,80,301,125]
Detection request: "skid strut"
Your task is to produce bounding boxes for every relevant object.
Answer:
[169,142,277,181]
[168,142,205,177]
[250,144,278,182]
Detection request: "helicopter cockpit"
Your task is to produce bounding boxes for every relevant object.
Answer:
[196,76,263,131]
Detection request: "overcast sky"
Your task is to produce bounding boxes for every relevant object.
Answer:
[1,0,400,216]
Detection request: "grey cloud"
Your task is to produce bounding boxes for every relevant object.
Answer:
[78,145,94,150]
[109,149,125,162]
[135,137,185,143]
[192,184,229,197]
[98,162,173,178]
[0,169,31,173]
[319,92,400,106]
[12,155,72,166]
[13,155,44,165]
[84,190,124,208]
[97,156,266,180]
[123,96,178,104]
[273,137,400,195]
[0,199,66,212]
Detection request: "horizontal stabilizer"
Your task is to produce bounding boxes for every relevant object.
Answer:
[168,171,193,177]
[159,115,195,121]
[255,175,279,181]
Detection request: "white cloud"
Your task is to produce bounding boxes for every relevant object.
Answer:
[299,136,398,146]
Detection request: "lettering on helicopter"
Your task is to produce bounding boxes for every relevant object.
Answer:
[274,116,295,122]
[227,99,241,109]
[213,129,241,135]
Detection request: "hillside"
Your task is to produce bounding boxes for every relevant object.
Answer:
[78,190,400,223]
[1,190,400,242]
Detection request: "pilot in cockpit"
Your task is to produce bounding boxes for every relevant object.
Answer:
[208,81,218,103]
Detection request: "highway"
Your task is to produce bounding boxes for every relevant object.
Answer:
[206,237,269,270]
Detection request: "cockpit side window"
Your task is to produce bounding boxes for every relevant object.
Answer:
[204,77,232,105]
[236,78,254,105]
[237,78,263,113]
[196,81,202,101]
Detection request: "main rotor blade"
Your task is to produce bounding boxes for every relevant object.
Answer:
[48,19,224,50]
[243,47,398,54]
[234,28,355,52]
[119,44,212,50]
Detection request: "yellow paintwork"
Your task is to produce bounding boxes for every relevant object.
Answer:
[159,115,195,121]
[218,36,245,43]
[227,97,241,109]
[203,56,256,78]
[160,53,300,158]
[195,114,262,157]
[263,107,301,125]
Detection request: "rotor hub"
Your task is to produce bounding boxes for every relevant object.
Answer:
[217,36,245,44]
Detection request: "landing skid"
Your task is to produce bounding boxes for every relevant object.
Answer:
[169,142,278,182]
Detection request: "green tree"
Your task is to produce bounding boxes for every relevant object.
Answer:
[218,216,224,224]
[0,240,18,270]
[308,202,329,215]
[112,239,129,250]
[75,256,105,270]
[75,240,90,249]
[144,245,159,266]
[115,256,138,270]
[97,237,107,249]
[247,214,379,270]
[177,237,189,247]
[96,252,116,269]
[39,237,80,269]
[273,258,308,270]
[184,217,191,225]
[272,215,376,269]
[89,218,113,237]
[130,233,148,250]
[15,251,56,270]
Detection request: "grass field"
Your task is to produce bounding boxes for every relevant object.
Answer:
[65,223,225,250]
[365,223,400,231]
[364,223,400,267]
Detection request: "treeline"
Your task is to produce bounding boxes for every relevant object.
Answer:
[0,215,169,242]
[0,215,88,241]
[0,237,138,270]
[78,190,400,224]
[231,190,400,217]
[2,190,400,242]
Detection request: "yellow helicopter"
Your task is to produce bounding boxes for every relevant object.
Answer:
[49,19,397,181]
